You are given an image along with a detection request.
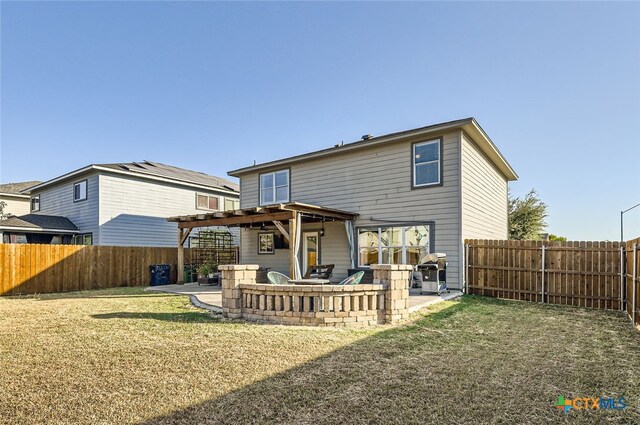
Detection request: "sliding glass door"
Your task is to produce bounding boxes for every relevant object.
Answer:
[357,224,431,266]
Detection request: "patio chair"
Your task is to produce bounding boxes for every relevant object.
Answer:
[267,271,290,284]
[337,271,365,285]
[303,264,335,279]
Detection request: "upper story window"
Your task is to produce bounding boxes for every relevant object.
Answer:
[31,195,40,212]
[196,193,219,211]
[224,198,240,211]
[260,170,289,205]
[73,180,88,202]
[413,139,441,187]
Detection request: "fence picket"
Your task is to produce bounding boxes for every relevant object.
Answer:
[465,239,629,314]
[0,244,206,296]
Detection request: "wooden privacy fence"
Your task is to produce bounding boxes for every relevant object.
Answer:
[0,244,192,296]
[626,237,640,326]
[464,239,640,327]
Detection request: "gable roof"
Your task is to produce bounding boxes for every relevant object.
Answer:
[0,181,42,196]
[228,117,518,181]
[0,214,79,233]
[23,161,239,194]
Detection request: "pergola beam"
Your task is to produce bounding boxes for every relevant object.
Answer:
[272,221,289,242]
[280,205,355,221]
[167,202,358,226]
[177,211,293,229]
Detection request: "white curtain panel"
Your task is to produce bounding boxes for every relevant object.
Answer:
[345,220,355,269]
[294,212,302,279]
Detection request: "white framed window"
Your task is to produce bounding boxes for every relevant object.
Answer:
[31,195,40,212]
[260,169,289,205]
[224,198,240,211]
[196,193,220,211]
[413,139,441,187]
[73,180,88,202]
[357,224,431,267]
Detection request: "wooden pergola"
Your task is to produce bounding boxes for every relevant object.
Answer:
[167,202,358,283]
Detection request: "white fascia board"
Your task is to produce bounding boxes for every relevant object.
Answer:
[0,193,30,199]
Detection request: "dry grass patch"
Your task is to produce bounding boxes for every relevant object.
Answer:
[1,289,638,424]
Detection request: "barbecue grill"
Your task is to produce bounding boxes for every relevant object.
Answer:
[411,253,449,295]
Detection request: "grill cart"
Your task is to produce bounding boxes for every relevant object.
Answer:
[413,253,449,295]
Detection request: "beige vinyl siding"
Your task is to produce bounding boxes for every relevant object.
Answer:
[99,173,239,247]
[239,131,462,287]
[0,195,31,217]
[240,221,350,282]
[460,132,509,240]
[33,174,100,242]
[240,229,290,278]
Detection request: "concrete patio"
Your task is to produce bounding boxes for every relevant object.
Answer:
[145,282,462,315]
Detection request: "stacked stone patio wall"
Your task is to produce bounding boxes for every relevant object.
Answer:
[219,264,412,327]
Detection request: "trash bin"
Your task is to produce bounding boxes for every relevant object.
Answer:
[150,264,171,286]
[183,264,194,283]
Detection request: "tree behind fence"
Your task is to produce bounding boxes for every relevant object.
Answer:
[0,244,193,296]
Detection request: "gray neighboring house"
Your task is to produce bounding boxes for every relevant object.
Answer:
[225,117,518,289]
[0,161,239,246]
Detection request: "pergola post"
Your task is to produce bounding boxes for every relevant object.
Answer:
[289,212,297,279]
[177,227,191,285]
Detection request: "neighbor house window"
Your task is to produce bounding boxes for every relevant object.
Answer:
[413,139,441,187]
[357,225,431,266]
[224,198,240,211]
[73,180,88,202]
[260,170,289,205]
[72,233,93,245]
[31,195,40,212]
[196,194,220,211]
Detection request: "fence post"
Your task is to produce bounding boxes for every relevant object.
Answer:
[633,243,638,328]
[541,244,546,303]
[620,245,625,312]
[464,243,470,294]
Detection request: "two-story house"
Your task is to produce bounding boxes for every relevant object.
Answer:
[0,181,41,217]
[168,118,517,288]
[0,161,239,246]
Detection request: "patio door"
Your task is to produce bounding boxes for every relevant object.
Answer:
[302,231,320,275]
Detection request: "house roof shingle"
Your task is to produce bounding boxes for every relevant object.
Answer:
[24,161,239,194]
[97,161,239,192]
[0,181,42,195]
[0,214,79,232]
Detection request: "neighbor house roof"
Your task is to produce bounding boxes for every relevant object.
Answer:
[0,181,42,197]
[23,161,239,195]
[0,214,79,233]
[228,117,518,181]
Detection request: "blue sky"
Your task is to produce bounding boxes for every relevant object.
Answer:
[1,1,639,240]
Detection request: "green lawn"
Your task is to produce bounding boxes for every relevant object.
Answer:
[1,288,638,424]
